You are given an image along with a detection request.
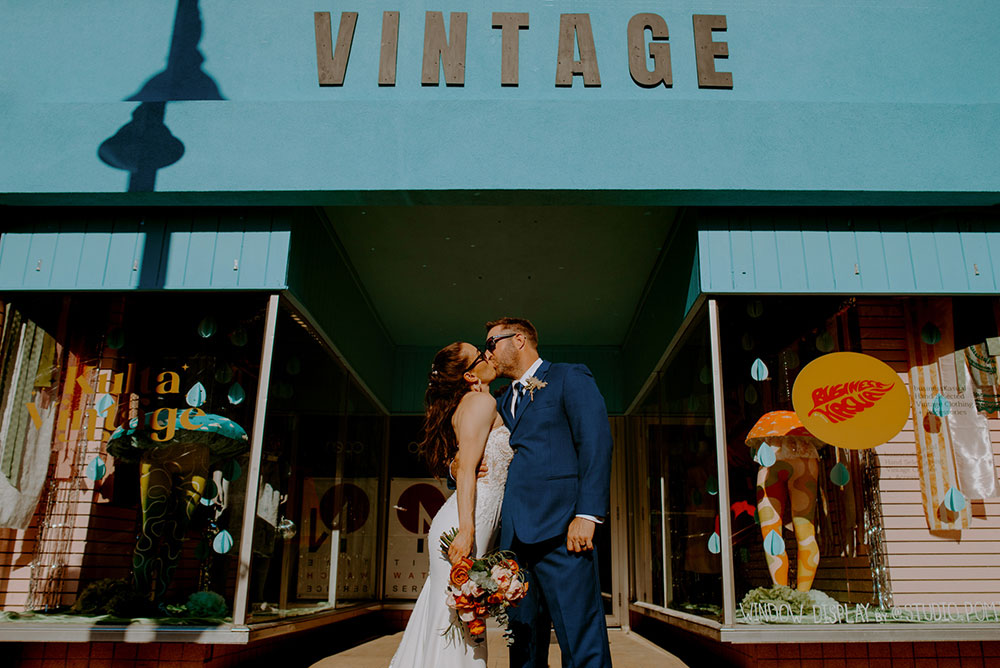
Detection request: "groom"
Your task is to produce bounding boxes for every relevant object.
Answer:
[484,317,613,668]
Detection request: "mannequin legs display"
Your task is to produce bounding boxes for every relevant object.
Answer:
[133,441,210,601]
[756,456,820,591]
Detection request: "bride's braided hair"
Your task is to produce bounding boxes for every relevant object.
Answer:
[418,342,472,477]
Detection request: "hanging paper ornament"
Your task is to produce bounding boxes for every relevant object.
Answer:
[764,530,786,556]
[751,358,769,381]
[930,393,951,417]
[687,395,700,412]
[229,327,248,347]
[186,382,207,408]
[746,300,764,318]
[198,316,217,338]
[784,350,800,370]
[739,547,750,563]
[744,385,758,405]
[227,382,245,405]
[285,357,302,376]
[706,477,719,496]
[194,539,212,561]
[944,486,967,513]
[221,459,242,482]
[830,462,851,487]
[741,333,755,351]
[95,394,115,418]
[107,328,125,350]
[214,365,233,384]
[816,331,836,353]
[200,495,215,506]
[85,457,106,482]
[277,381,294,399]
[699,365,712,385]
[921,323,942,345]
[213,529,234,554]
[708,532,721,554]
[754,442,777,467]
[202,479,218,501]
[692,489,703,506]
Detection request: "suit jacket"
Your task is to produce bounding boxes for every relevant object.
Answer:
[497,361,613,546]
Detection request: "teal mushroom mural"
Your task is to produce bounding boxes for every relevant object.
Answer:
[108,408,249,603]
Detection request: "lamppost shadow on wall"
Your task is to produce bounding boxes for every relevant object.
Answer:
[99,0,224,192]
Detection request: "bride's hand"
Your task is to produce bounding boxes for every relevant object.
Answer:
[448,529,474,564]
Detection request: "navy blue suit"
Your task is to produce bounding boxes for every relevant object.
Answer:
[498,361,613,668]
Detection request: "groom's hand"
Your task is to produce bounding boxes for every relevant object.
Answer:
[566,517,596,553]
[449,458,489,480]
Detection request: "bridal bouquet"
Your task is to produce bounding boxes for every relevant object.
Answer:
[440,528,529,643]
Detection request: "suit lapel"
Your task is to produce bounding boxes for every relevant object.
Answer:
[509,360,551,433]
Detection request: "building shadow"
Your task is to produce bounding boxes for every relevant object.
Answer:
[99,0,225,192]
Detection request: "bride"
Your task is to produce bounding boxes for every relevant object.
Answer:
[389,342,513,668]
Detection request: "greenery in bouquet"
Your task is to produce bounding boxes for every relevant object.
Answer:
[439,527,529,645]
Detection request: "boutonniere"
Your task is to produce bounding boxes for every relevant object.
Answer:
[522,376,548,400]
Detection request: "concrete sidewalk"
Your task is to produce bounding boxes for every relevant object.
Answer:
[310,627,689,667]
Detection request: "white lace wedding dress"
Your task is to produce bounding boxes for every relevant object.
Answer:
[389,426,514,668]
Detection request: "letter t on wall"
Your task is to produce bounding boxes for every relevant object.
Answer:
[492,13,529,86]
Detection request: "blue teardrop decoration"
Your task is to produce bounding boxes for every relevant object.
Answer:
[221,459,242,482]
[944,486,967,512]
[744,385,759,405]
[708,532,721,554]
[213,530,234,554]
[921,323,942,345]
[741,333,755,351]
[228,382,245,405]
[186,382,207,408]
[830,462,851,487]
[214,365,233,384]
[764,530,786,556]
[229,327,248,347]
[203,479,218,501]
[706,477,719,496]
[95,394,115,418]
[751,358,769,382]
[931,394,951,417]
[746,300,764,318]
[699,366,712,385]
[816,331,836,353]
[200,495,214,506]
[85,457,106,482]
[107,328,125,350]
[692,489,703,506]
[754,442,777,468]
[285,357,302,376]
[198,316,217,339]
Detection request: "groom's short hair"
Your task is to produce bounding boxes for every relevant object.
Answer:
[486,317,538,349]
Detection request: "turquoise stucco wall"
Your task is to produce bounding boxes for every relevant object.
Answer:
[0,1,998,202]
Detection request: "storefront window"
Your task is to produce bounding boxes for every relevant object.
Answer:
[0,292,266,622]
[628,311,722,620]
[721,296,1000,625]
[245,307,385,622]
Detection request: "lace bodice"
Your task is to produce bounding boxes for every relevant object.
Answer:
[474,426,513,527]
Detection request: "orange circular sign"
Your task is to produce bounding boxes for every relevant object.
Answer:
[792,352,910,450]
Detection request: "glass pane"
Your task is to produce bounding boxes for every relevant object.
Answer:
[723,296,1000,626]
[629,311,721,620]
[0,293,266,623]
[246,307,384,621]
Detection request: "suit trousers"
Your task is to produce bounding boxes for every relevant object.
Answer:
[507,534,612,668]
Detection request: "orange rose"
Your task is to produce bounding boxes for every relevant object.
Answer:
[488,592,503,605]
[468,617,486,636]
[507,561,520,575]
[454,594,475,609]
[450,557,474,587]
[475,604,488,616]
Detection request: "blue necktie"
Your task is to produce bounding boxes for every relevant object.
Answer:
[512,381,525,417]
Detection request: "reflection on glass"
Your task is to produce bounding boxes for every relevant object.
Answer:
[246,308,384,621]
[0,293,266,622]
[629,312,721,620]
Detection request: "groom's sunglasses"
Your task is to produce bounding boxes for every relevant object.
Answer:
[484,333,517,352]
